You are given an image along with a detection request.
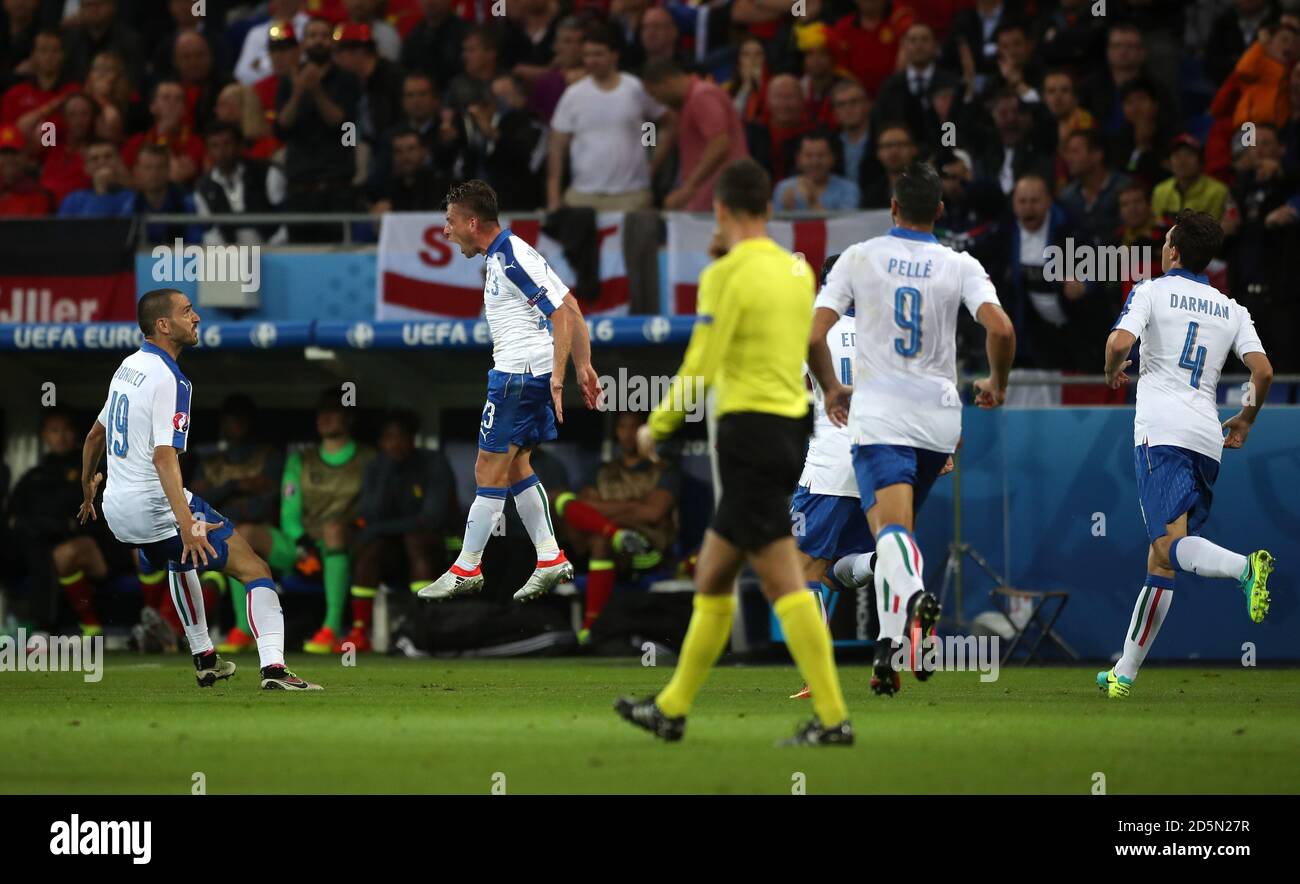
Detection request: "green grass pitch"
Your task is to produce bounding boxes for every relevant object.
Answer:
[3,655,1298,794]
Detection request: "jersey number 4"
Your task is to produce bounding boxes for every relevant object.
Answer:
[894,287,922,357]
[1178,321,1207,389]
[105,391,130,457]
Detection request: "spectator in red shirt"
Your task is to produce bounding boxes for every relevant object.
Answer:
[2,29,79,138]
[830,0,913,98]
[643,59,750,211]
[744,73,812,183]
[175,30,230,131]
[39,91,97,206]
[255,21,302,113]
[0,124,51,215]
[794,21,842,130]
[216,83,283,162]
[122,81,206,185]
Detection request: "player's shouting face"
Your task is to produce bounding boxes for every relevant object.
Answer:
[443,203,483,258]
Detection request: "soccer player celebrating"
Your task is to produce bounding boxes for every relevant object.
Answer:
[809,161,1016,696]
[1097,209,1275,699]
[417,180,601,602]
[615,158,854,746]
[78,288,321,690]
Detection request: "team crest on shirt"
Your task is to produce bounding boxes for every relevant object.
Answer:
[173,412,189,432]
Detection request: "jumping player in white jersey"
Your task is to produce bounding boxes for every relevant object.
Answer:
[1097,209,1275,699]
[77,288,320,690]
[808,162,1016,695]
[418,179,601,602]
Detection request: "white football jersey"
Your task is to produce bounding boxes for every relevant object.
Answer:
[799,312,858,497]
[815,228,1000,453]
[482,228,570,374]
[1113,268,1264,461]
[98,343,194,544]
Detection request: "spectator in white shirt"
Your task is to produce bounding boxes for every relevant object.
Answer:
[546,23,666,211]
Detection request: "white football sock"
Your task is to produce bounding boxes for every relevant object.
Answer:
[511,475,561,561]
[1115,575,1174,681]
[832,551,876,589]
[874,527,924,642]
[1170,537,1248,581]
[454,487,507,570]
[170,569,213,656]
[246,579,285,669]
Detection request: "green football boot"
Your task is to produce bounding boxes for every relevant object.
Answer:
[1240,550,1274,624]
[1096,668,1133,699]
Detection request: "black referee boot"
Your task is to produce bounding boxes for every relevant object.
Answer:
[870,638,900,696]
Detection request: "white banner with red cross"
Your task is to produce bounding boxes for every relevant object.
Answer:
[376,212,630,319]
[664,211,893,314]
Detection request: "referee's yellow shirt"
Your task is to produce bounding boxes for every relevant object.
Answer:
[649,237,814,439]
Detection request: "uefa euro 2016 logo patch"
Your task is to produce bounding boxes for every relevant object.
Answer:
[172,412,189,432]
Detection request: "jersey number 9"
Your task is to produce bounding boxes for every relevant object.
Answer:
[894,287,922,358]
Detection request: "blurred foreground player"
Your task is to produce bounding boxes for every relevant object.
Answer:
[1098,209,1275,699]
[78,288,321,690]
[615,158,853,746]
[417,180,601,602]
[809,161,1015,696]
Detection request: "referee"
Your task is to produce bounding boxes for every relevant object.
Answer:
[615,158,852,746]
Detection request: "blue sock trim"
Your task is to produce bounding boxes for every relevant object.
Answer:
[1145,573,1175,590]
[246,577,276,592]
[876,523,909,540]
[509,474,541,496]
[1168,537,1186,572]
[476,486,508,500]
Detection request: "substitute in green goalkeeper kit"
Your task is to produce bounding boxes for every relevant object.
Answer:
[614,157,853,746]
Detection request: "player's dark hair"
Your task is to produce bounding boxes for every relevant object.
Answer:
[445,179,499,224]
[892,161,943,225]
[1118,76,1159,103]
[137,288,181,338]
[798,129,836,153]
[1169,209,1223,274]
[382,408,420,436]
[137,143,170,164]
[820,253,839,286]
[714,157,770,217]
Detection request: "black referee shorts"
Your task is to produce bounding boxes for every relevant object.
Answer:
[711,411,812,552]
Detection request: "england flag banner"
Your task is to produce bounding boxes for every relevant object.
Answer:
[664,211,892,314]
[377,212,631,320]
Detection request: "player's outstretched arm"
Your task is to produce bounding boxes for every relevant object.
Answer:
[1224,350,1274,449]
[974,302,1015,408]
[77,420,107,525]
[153,445,221,567]
[808,306,850,426]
